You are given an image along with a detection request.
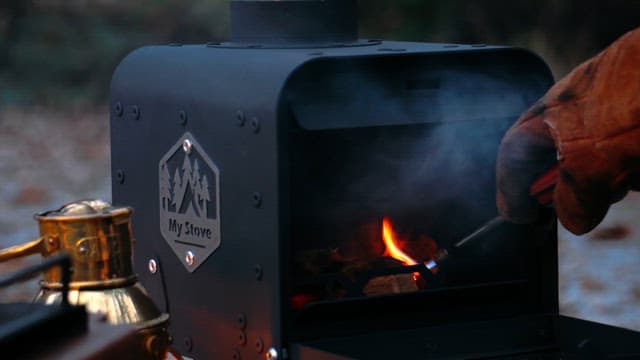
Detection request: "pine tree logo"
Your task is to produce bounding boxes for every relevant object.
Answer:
[159,133,220,272]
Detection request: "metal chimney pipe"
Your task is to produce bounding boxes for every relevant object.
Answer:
[230,0,358,45]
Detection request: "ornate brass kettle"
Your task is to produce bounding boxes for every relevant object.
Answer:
[0,199,176,358]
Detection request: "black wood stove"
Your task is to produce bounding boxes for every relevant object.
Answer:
[110,1,640,359]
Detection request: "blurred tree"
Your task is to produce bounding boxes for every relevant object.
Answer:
[0,0,227,107]
[0,1,31,67]
[0,0,638,107]
[359,0,640,77]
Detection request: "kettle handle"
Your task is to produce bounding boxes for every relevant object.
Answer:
[0,237,44,262]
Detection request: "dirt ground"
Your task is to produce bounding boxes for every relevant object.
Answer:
[0,108,111,301]
[0,107,638,332]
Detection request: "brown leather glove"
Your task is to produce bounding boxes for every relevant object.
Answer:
[497,27,640,235]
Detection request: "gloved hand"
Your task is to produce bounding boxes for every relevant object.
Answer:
[496,27,640,235]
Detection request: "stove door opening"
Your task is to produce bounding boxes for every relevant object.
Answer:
[282,52,555,337]
[288,121,546,310]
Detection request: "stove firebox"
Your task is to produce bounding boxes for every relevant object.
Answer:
[110,1,640,359]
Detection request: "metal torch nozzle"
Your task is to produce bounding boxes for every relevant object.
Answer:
[424,216,506,273]
[424,165,559,274]
[424,249,449,272]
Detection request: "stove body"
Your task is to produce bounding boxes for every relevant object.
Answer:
[110,1,640,358]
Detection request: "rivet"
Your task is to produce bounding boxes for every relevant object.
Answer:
[237,313,247,329]
[179,110,188,125]
[236,110,246,127]
[255,337,264,354]
[78,244,89,255]
[254,264,263,281]
[115,102,123,117]
[185,251,196,266]
[238,331,247,346]
[116,170,125,184]
[132,105,141,120]
[251,117,260,133]
[148,259,158,274]
[45,237,59,251]
[232,348,241,360]
[266,348,278,360]
[184,337,193,352]
[183,139,193,154]
[252,192,262,208]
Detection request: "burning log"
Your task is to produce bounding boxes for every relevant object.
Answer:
[291,217,440,308]
[363,273,418,295]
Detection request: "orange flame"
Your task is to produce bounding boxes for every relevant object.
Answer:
[382,217,418,266]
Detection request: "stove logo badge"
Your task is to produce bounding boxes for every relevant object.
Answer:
[159,132,220,272]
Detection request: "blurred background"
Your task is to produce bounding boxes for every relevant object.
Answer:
[0,0,639,329]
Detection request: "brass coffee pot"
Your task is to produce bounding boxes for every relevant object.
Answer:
[0,199,175,358]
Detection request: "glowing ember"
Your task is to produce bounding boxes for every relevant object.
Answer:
[382,217,418,266]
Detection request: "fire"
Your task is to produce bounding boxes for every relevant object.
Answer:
[381,217,418,266]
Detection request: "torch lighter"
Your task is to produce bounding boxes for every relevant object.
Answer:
[425,164,559,273]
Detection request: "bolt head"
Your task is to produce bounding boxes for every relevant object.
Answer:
[182,139,193,154]
[266,348,278,360]
[185,251,196,266]
[252,192,262,208]
[184,336,193,352]
[233,349,241,360]
[78,244,89,255]
[238,331,247,346]
[115,102,123,117]
[254,264,263,280]
[179,110,188,125]
[116,170,125,184]
[236,313,247,329]
[254,338,264,354]
[236,110,246,127]
[251,117,260,133]
[148,259,158,274]
[132,105,141,120]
